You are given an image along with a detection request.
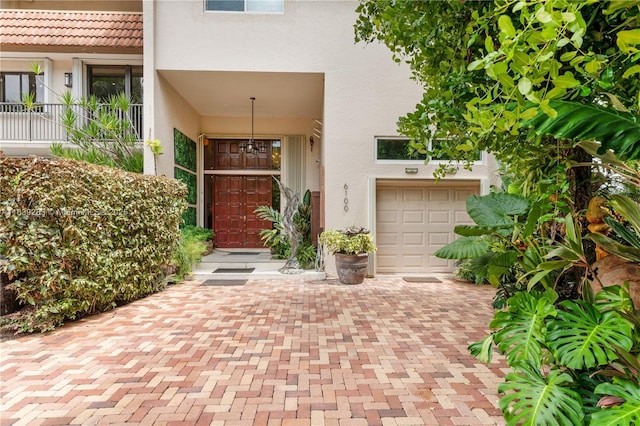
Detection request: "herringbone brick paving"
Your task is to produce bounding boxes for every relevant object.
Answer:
[0,277,507,425]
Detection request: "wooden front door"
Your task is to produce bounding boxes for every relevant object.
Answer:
[210,139,274,248]
[213,176,272,248]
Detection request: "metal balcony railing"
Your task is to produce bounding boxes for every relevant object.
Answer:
[0,103,143,142]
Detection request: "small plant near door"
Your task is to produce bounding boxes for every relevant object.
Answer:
[172,226,214,278]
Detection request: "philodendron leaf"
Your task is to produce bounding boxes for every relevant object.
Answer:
[466,192,530,227]
[547,300,633,370]
[499,361,584,425]
[433,236,489,259]
[491,291,557,368]
[469,334,494,364]
[522,100,640,161]
[592,378,640,425]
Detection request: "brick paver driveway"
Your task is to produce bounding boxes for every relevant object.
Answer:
[1,277,507,425]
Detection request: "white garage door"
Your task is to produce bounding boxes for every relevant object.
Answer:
[376,180,479,274]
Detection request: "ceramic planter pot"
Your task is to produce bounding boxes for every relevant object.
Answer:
[335,252,369,284]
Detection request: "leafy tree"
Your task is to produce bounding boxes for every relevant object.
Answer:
[354,0,640,205]
[357,2,640,423]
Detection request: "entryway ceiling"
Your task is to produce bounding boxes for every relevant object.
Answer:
[158,70,324,118]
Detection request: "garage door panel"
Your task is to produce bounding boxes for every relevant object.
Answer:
[428,255,451,268]
[428,210,450,224]
[403,210,424,223]
[377,232,399,246]
[428,232,451,245]
[402,254,425,267]
[403,232,424,245]
[402,188,425,202]
[378,211,398,224]
[428,189,451,202]
[455,188,476,201]
[376,182,479,274]
[377,254,399,269]
[378,188,399,202]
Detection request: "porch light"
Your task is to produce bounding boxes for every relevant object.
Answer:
[240,97,265,154]
[64,72,72,87]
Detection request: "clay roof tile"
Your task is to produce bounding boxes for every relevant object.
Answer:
[0,10,143,49]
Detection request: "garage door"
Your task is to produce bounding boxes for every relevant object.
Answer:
[376,180,479,274]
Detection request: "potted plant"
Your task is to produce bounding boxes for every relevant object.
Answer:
[319,226,376,284]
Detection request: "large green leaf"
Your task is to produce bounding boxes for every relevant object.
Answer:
[466,192,530,227]
[586,233,640,263]
[522,100,640,161]
[605,217,640,249]
[491,291,557,368]
[433,236,489,259]
[547,300,633,370]
[453,225,499,236]
[592,378,640,425]
[499,361,584,426]
[609,194,640,236]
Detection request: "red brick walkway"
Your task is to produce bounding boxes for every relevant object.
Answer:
[0,277,507,425]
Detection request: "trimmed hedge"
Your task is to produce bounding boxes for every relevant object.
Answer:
[0,156,187,332]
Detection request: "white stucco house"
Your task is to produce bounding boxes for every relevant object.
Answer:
[0,0,498,276]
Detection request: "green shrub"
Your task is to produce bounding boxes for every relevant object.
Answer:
[181,225,213,242]
[0,156,186,332]
[172,225,214,277]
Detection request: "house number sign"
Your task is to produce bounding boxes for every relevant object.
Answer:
[344,183,349,212]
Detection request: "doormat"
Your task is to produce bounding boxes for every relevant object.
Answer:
[212,268,255,273]
[402,277,442,283]
[227,252,259,256]
[202,279,247,287]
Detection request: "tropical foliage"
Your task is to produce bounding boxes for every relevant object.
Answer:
[356,0,640,423]
[50,91,143,173]
[26,63,144,173]
[256,189,317,269]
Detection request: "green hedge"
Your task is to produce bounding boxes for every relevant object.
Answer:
[0,157,187,332]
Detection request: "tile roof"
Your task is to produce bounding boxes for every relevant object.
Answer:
[0,10,143,50]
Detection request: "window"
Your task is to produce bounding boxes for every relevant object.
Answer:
[205,0,283,12]
[0,72,44,104]
[376,138,426,161]
[87,65,143,103]
[375,137,482,162]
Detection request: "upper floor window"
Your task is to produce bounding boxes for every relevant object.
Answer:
[0,72,44,104]
[376,137,482,162]
[88,65,143,103]
[205,0,283,13]
[376,138,426,162]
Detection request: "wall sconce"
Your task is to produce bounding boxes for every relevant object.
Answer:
[64,72,72,87]
[309,136,315,151]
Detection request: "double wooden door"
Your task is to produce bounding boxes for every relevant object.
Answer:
[213,176,272,248]
[210,139,274,248]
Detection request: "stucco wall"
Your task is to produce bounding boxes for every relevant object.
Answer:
[154,73,201,178]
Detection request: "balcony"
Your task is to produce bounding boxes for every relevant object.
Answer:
[0,103,143,144]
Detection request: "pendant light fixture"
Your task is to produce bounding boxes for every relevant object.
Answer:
[240,96,265,154]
